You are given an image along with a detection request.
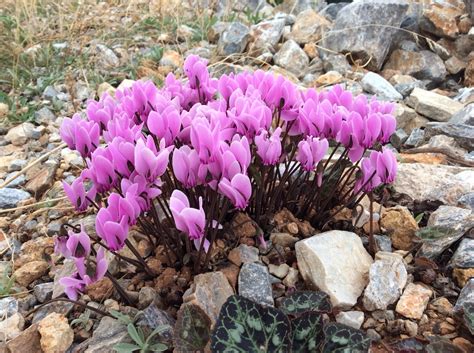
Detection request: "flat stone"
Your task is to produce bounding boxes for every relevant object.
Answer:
[248,18,285,56]
[268,263,290,279]
[270,232,298,248]
[407,88,463,122]
[0,188,31,209]
[93,44,119,69]
[32,302,74,324]
[419,1,464,39]
[363,252,407,311]
[84,316,131,353]
[453,268,474,287]
[274,39,309,78]
[5,323,41,353]
[458,192,474,209]
[322,0,409,71]
[450,238,474,269]
[34,107,55,125]
[396,283,432,320]
[217,22,250,56]
[0,297,18,317]
[295,230,373,308]
[38,313,73,353]
[393,104,428,133]
[454,278,474,315]
[14,260,49,287]
[227,244,259,267]
[418,206,473,259]
[445,56,467,75]
[33,283,54,303]
[404,128,425,147]
[8,159,27,172]
[380,206,419,251]
[335,311,364,329]
[287,9,331,44]
[5,122,39,146]
[238,262,274,307]
[450,104,474,126]
[282,267,299,288]
[25,161,58,197]
[183,271,234,326]
[0,313,24,342]
[321,54,351,75]
[138,304,174,344]
[424,122,474,151]
[361,72,403,101]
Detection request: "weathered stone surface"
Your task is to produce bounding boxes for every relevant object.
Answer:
[270,232,298,248]
[454,278,474,315]
[450,238,474,269]
[5,323,41,353]
[381,206,419,250]
[248,19,285,56]
[363,252,407,311]
[322,0,409,71]
[38,313,73,353]
[407,88,463,122]
[396,283,432,320]
[238,262,274,307]
[217,22,250,56]
[34,107,55,125]
[0,297,18,318]
[183,271,233,326]
[450,103,474,126]
[274,39,309,78]
[227,244,259,267]
[453,268,474,287]
[0,313,24,342]
[419,0,464,39]
[295,230,373,308]
[25,161,57,197]
[138,304,174,344]
[5,122,39,146]
[33,283,54,303]
[445,55,467,75]
[14,260,49,287]
[418,206,473,259]
[424,122,474,150]
[0,188,31,209]
[361,72,402,101]
[335,311,364,330]
[393,104,428,133]
[84,316,131,353]
[268,263,290,279]
[287,9,331,44]
[384,50,447,83]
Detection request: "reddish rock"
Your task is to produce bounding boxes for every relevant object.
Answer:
[381,206,419,251]
[396,283,432,320]
[86,277,114,301]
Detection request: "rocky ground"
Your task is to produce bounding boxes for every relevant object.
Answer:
[0,0,474,352]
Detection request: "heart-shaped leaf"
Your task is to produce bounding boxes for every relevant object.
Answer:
[321,322,371,353]
[211,295,291,353]
[174,303,211,352]
[279,291,332,316]
[291,311,324,353]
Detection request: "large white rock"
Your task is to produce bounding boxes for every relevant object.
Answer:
[295,230,373,308]
[363,252,407,311]
[407,88,463,122]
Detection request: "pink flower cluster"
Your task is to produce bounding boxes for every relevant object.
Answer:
[58,55,398,299]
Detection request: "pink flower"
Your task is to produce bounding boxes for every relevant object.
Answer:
[96,207,129,251]
[62,176,96,212]
[255,128,282,166]
[54,224,91,259]
[354,157,382,194]
[296,137,329,171]
[134,139,170,181]
[87,147,117,192]
[370,148,397,184]
[218,173,252,210]
[170,190,206,240]
[60,114,100,158]
[147,105,181,146]
[172,145,201,188]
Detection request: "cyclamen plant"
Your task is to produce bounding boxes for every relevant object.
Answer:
[57,55,397,301]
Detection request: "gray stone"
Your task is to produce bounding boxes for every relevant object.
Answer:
[208,21,229,43]
[287,9,331,44]
[295,230,373,308]
[363,252,407,311]
[458,192,474,210]
[33,282,54,303]
[450,104,474,126]
[0,297,18,317]
[0,188,31,209]
[32,301,74,324]
[0,313,24,342]
[8,159,27,172]
[238,262,274,307]
[84,316,131,353]
[406,88,463,122]
[404,128,425,147]
[320,2,350,20]
[335,311,364,329]
[217,22,250,56]
[361,72,402,101]
[322,54,351,74]
[274,39,309,78]
[390,128,408,149]
[374,234,392,252]
[43,86,59,100]
[394,82,420,97]
[5,122,39,146]
[454,278,474,315]
[424,122,474,151]
[322,0,409,71]
[138,304,174,344]
[3,172,26,188]
[138,287,159,309]
[248,19,285,56]
[34,107,55,124]
[94,44,120,68]
[450,238,474,269]
[228,244,259,266]
[418,206,473,259]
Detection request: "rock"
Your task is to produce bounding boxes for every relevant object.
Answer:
[466,58,474,86]
[314,71,343,86]
[450,103,474,125]
[453,268,474,287]
[8,159,27,172]
[445,56,467,75]
[268,263,290,279]
[419,1,464,39]
[138,287,159,309]
[274,40,309,78]
[322,0,409,71]
[0,313,24,342]
[407,88,463,122]
[320,2,350,20]
[34,107,55,124]
[3,172,25,188]
[390,128,408,149]
[374,235,392,252]
[321,54,351,75]
[0,103,9,118]
[361,72,402,101]
[295,230,373,308]
[418,206,473,259]
[84,316,131,353]
[33,283,53,303]
[43,86,59,100]
[282,267,299,287]
[32,301,74,324]
[25,161,57,197]
[86,277,113,302]
[458,192,474,209]
[183,271,233,326]
[138,304,174,343]
[5,323,41,353]
[0,297,18,318]
[159,50,183,69]
[97,82,115,98]
[287,9,331,44]
[14,261,49,287]
[363,252,407,311]
[454,278,474,315]
[227,244,259,267]
[424,122,474,151]
[404,320,418,337]
[231,212,257,239]
[396,283,432,320]
[238,262,274,307]
[380,206,419,251]
[38,313,73,353]
[248,19,285,56]
[270,233,298,248]
[450,238,474,268]
[335,311,364,329]
[384,49,447,83]
[453,337,474,353]
[5,122,39,146]
[394,104,428,133]
[208,21,228,43]
[405,128,425,147]
[217,22,250,56]
[430,297,454,317]
[93,44,119,68]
